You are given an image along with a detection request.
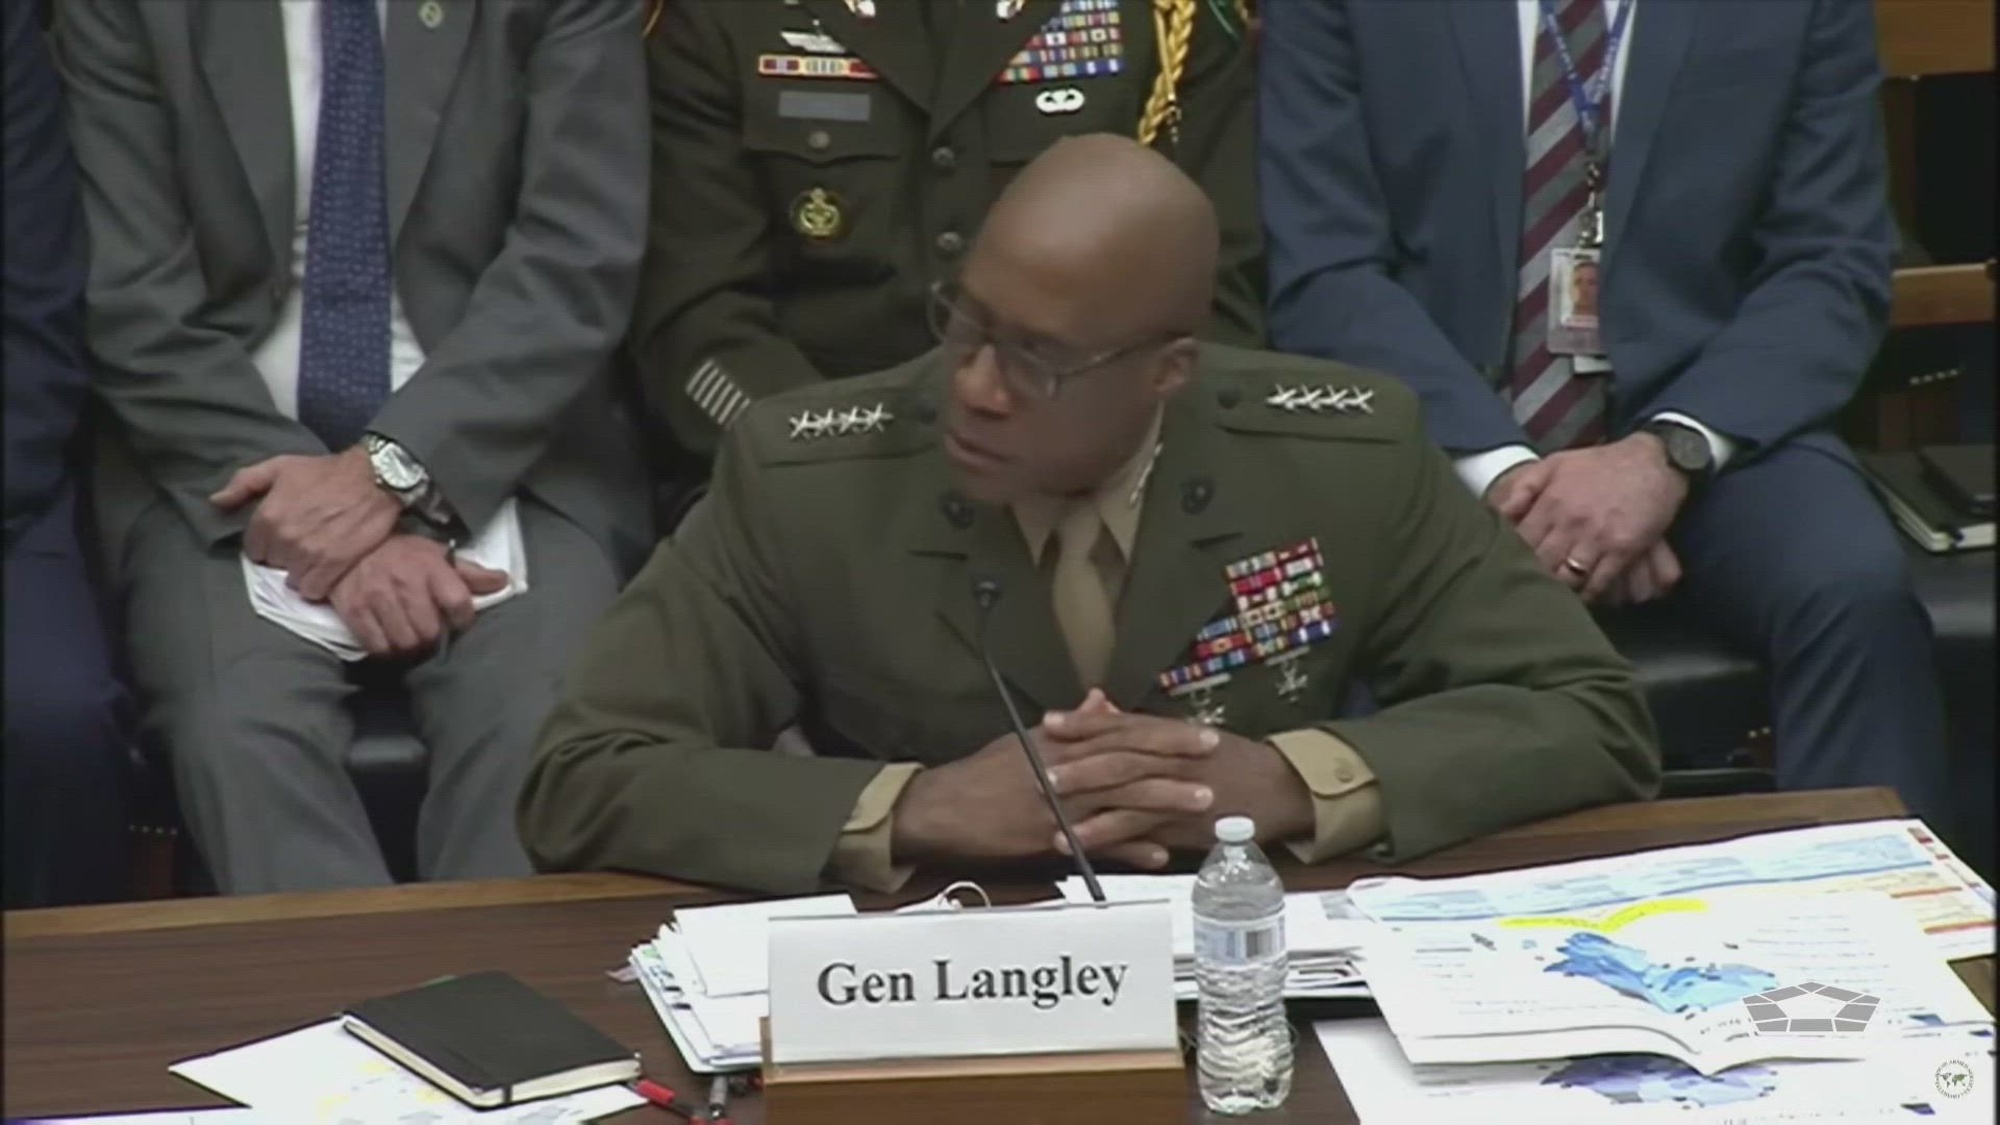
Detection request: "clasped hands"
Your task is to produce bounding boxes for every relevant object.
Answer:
[891,689,1314,872]
[1487,432,1688,606]
[211,448,503,658]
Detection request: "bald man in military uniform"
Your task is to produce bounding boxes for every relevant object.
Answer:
[631,0,1263,492]
[522,136,1658,895]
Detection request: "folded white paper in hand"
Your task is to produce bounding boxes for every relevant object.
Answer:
[243,498,528,662]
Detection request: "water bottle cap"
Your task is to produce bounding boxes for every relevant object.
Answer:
[1214,816,1255,844]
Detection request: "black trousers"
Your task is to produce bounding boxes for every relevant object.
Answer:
[5,487,129,908]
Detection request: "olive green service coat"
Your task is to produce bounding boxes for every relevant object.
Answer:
[631,0,1265,464]
[519,346,1662,893]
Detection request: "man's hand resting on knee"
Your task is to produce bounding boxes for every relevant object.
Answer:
[329,535,508,660]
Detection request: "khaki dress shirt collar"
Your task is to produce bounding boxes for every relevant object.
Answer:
[1011,408,1165,565]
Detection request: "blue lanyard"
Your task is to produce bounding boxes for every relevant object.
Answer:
[1537,0,1634,169]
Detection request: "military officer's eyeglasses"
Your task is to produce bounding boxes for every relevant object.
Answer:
[927,280,1176,401]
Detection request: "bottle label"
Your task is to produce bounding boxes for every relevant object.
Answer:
[1194,917,1285,964]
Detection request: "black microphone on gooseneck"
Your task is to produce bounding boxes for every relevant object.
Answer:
[971,576,1107,904]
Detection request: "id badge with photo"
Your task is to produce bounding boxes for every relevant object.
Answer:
[1547,247,1604,358]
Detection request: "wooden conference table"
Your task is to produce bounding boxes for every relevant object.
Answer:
[6,787,1993,1124]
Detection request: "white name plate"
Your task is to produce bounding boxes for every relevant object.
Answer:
[767,900,1178,1065]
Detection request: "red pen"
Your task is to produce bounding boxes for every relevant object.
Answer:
[633,1078,697,1120]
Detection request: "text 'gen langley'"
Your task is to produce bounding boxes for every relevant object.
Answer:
[816,956,1130,1011]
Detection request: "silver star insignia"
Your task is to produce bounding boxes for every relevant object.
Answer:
[1265,385,1309,412]
[856,403,893,433]
[1327,386,1375,414]
[833,407,862,436]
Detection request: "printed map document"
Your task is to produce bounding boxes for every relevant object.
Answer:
[1348,819,1994,962]
[1317,1016,1996,1123]
[1359,890,1991,1075]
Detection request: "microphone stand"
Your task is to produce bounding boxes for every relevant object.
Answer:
[972,578,1107,904]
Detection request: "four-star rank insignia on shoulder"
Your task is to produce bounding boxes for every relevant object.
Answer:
[785,402,894,441]
[1157,538,1338,725]
[1265,384,1375,415]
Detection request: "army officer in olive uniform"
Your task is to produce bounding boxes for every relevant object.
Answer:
[631,0,1264,484]
[522,136,1658,895]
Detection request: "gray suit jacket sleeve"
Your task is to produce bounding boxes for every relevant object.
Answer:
[55,0,325,547]
[367,0,649,535]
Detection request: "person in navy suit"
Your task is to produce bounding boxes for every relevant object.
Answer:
[4,0,130,907]
[1258,0,1950,829]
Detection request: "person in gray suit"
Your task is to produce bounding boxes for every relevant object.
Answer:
[54,0,653,893]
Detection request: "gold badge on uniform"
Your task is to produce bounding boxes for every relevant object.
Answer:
[791,187,846,241]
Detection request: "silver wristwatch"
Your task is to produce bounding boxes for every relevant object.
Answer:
[363,433,453,528]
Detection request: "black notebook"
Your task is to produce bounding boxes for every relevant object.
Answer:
[342,971,641,1108]
[1860,449,1996,554]
[1918,443,1995,519]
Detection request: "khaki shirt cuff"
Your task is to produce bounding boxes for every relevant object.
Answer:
[828,762,923,893]
[1266,728,1386,864]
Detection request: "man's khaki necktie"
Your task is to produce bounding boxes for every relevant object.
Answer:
[1049,500,1119,688]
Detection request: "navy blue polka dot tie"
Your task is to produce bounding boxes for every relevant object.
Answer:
[297,0,391,451]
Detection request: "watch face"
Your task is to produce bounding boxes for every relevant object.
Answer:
[372,447,424,491]
[1664,427,1710,473]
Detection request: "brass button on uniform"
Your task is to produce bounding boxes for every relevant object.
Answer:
[807,129,832,151]
[934,230,965,257]
[1333,764,1356,784]
[930,146,957,171]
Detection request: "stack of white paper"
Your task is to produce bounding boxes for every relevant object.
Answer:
[1355,888,1994,1075]
[244,498,528,662]
[1054,874,1374,1000]
[627,895,859,1074]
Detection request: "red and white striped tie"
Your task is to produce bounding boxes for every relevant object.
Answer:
[1505,0,1611,452]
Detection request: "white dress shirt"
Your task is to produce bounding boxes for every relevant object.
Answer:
[1455,0,1735,499]
[243,0,525,660]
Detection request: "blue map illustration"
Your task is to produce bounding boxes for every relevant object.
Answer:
[1545,932,1779,1014]
[1542,1055,1779,1107]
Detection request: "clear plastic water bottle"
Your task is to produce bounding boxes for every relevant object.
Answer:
[1192,815,1293,1115]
